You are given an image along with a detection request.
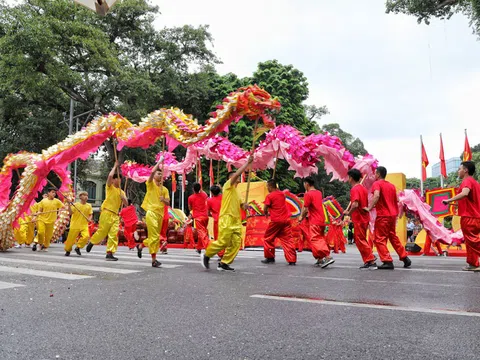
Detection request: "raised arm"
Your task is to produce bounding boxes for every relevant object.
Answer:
[230,155,254,185]
[106,162,118,186]
[148,158,163,183]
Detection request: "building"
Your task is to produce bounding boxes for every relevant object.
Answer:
[77,158,107,210]
[431,157,461,177]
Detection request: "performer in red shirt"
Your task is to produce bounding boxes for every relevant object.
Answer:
[207,185,222,241]
[443,161,480,271]
[188,182,209,254]
[298,176,334,268]
[366,166,411,270]
[344,168,377,269]
[261,179,297,265]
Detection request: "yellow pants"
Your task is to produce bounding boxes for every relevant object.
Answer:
[26,222,35,245]
[90,211,119,254]
[14,224,27,245]
[64,227,90,252]
[143,210,163,255]
[205,215,242,265]
[36,221,54,248]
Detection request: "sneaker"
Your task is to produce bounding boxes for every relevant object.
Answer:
[32,243,37,252]
[288,262,296,266]
[320,256,335,268]
[161,250,168,255]
[152,260,162,268]
[40,246,48,252]
[74,247,81,256]
[136,245,142,259]
[402,257,412,268]
[359,262,377,270]
[105,253,118,261]
[261,258,275,264]
[201,254,210,269]
[196,249,201,255]
[378,262,394,270]
[86,242,93,253]
[25,245,31,248]
[65,251,70,256]
[217,262,235,272]
[462,265,480,272]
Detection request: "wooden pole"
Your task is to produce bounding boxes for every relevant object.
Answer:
[159,136,166,189]
[216,160,220,185]
[244,118,259,205]
[272,147,281,179]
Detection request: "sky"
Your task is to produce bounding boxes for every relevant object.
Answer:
[154,0,480,178]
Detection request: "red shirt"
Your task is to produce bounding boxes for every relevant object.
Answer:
[350,184,370,224]
[188,192,208,219]
[264,190,290,222]
[458,177,480,218]
[304,189,325,226]
[207,195,222,221]
[119,205,138,227]
[371,179,398,217]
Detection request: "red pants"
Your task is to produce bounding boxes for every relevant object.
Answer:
[461,217,480,267]
[310,224,330,260]
[423,234,442,256]
[298,219,310,251]
[124,223,137,249]
[160,216,169,252]
[263,220,297,263]
[354,222,375,263]
[327,225,346,254]
[374,216,407,263]
[183,225,195,249]
[195,217,210,251]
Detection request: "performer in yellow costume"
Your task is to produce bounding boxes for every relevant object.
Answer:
[137,158,169,267]
[64,191,93,256]
[14,201,39,248]
[202,155,253,271]
[86,162,127,261]
[33,189,64,252]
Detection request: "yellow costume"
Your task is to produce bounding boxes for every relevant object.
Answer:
[14,217,27,245]
[25,202,38,245]
[205,179,242,264]
[141,180,169,254]
[90,184,125,253]
[36,198,64,249]
[64,202,93,252]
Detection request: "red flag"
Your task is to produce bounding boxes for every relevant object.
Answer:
[197,159,203,186]
[464,131,472,161]
[421,139,429,181]
[439,134,447,178]
[209,159,214,188]
[171,171,176,193]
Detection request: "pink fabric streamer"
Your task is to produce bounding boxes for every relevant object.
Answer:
[398,189,458,245]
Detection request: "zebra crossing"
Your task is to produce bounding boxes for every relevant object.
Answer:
[0,244,267,291]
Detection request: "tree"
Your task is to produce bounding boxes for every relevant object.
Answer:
[385,0,480,37]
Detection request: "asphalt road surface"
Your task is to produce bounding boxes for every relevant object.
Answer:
[0,244,479,360]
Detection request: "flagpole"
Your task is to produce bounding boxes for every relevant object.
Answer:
[420,135,424,195]
[440,133,444,188]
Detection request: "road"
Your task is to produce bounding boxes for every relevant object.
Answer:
[0,244,478,360]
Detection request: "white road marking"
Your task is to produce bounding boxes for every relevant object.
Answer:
[0,266,92,280]
[0,257,139,274]
[333,265,470,274]
[0,281,25,290]
[251,294,480,318]
[2,253,182,269]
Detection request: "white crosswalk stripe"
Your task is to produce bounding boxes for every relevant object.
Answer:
[0,265,93,280]
[0,281,25,290]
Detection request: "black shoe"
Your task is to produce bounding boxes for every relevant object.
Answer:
[201,254,210,269]
[86,242,93,253]
[378,262,394,270]
[288,262,296,266]
[217,262,235,272]
[152,260,162,268]
[316,256,335,268]
[136,245,142,259]
[196,249,201,254]
[74,247,81,256]
[105,253,118,261]
[402,256,412,268]
[261,258,275,264]
[65,251,70,256]
[359,262,377,270]
[32,243,37,252]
